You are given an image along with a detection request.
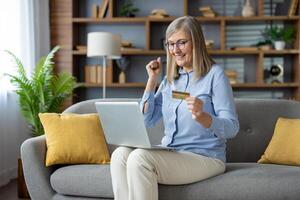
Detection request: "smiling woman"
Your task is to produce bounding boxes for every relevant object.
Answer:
[111,16,239,200]
[0,0,50,188]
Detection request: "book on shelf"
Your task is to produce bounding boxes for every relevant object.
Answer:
[288,0,299,16]
[92,4,98,18]
[98,0,109,18]
[84,65,104,84]
[84,65,90,83]
[90,65,97,83]
[76,45,87,52]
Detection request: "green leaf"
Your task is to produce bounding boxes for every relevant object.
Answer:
[5,45,77,136]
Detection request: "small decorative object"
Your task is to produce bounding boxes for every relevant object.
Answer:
[116,56,130,84]
[121,40,133,48]
[263,26,296,50]
[242,0,255,17]
[265,64,284,84]
[205,40,214,49]
[274,41,285,50]
[199,6,217,17]
[255,40,273,50]
[120,40,143,52]
[149,9,169,18]
[119,71,126,83]
[225,69,238,84]
[269,64,284,83]
[120,0,139,17]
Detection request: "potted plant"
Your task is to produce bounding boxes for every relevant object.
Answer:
[120,0,139,17]
[263,26,296,50]
[5,46,78,136]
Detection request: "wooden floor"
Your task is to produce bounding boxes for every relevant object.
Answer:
[0,179,29,200]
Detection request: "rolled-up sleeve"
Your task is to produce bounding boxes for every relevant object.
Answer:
[139,84,163,127]
[207,69,240,139]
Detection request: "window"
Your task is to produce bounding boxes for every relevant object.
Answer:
[0,0,22,90]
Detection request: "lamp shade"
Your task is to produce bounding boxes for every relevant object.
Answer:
[87,32,121,59]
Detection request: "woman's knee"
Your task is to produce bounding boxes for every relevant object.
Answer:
[127,149,154,172]
[111,146,133,163]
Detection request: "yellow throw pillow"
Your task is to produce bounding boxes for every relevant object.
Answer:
[39,113,110,166]
[258,118,300,166]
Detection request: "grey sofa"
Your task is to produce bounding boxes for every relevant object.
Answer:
[21,99,300,200]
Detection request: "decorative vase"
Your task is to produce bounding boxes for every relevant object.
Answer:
[119,71,126,84]
[274,41,285,50]
[242,0,255,17]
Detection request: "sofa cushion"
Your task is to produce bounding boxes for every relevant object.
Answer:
[50,163,300,200]
[50,164,113,198]
[258,118,300,166]
[158,163,300,200]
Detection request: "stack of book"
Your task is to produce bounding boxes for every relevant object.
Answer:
[199,6,217,17]
[84,65,104,84]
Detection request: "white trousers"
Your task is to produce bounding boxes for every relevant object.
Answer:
[110,146,225,200]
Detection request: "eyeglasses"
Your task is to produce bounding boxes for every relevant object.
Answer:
[165,40,190,51]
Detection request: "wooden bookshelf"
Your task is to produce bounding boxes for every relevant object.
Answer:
[72,49,300,56]
[80,82,299,89]
[50,0,300,104]
[72,16,300,24]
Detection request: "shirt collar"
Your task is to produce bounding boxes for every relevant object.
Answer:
[178,67,193,75]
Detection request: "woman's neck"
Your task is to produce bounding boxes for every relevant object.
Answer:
[182,66,193,73]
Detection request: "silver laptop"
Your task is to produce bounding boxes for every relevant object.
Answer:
[95,101,172,150]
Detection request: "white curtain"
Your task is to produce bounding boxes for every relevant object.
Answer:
[0,0,50,187]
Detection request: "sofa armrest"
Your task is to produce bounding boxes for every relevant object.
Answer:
[21,135,55,200]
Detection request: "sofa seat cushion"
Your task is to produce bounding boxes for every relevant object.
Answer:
[158,163,300,200]
[50,164,113,198]
[51,163,300,200]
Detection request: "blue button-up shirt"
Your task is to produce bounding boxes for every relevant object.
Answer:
[140,65,239,162]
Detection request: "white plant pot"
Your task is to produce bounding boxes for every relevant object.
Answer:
[274,41,286,50]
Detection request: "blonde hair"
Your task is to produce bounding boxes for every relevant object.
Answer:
[165,16,215,83]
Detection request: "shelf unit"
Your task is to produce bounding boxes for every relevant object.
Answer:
[50,0,300,105]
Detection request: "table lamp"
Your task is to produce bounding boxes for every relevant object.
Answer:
[87,32,121,98]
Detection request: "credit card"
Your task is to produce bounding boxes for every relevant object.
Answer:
[172,90,190,100]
